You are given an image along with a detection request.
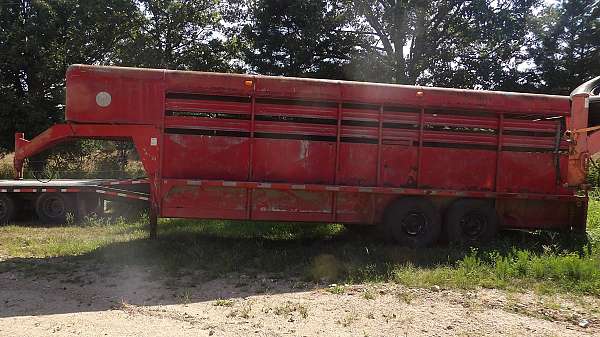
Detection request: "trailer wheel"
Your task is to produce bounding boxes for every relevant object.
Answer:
[444,199,498,245]
[383,197,441,248]
[35,193,74,224]
[0,194,16,224]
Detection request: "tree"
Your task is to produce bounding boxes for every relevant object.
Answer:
[0,0,139,154]
[349,0,540,89]
[115,0,234,71]
[529,0,600,95]
[242,0,366,79]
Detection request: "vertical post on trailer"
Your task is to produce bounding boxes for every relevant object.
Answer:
[494,114,504,192]
[246,82,257,220]
[416,106,425,188]
[376,105,384,186]
[567,93,590,187]
[370,104,384,225]
[331,102,343,222]
[334,102,342,184]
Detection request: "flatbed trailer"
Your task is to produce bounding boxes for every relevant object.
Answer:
[2,65,600,247]
[0,179,149,222]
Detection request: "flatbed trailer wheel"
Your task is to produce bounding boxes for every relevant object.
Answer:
[444,199,498,245]
[35,193,74,224]
[383,197,441,248]
[0,194,16,224]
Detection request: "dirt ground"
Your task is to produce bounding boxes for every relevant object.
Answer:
[0,262,598,337]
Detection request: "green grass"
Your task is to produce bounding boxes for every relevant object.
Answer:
[0,216,147,258]
[1,200,600,296]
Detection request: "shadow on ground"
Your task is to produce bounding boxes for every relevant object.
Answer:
[0,220,591,318]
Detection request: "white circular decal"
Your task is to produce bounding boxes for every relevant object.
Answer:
[95,91,112,107]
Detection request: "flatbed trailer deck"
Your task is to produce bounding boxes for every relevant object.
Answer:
[0,179,149,223]
[0,179,148,198]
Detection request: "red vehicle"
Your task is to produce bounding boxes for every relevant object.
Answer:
[2,65,600,247]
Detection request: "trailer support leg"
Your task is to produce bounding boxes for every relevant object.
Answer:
[149,208,158,240]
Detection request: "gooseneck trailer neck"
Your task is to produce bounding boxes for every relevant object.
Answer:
[4,65,600,246]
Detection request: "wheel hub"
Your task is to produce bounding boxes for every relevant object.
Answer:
[42,197,65,218]
[460,212,486,237]
[401,212,427,236]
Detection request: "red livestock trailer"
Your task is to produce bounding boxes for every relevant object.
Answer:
[2,65,600,247]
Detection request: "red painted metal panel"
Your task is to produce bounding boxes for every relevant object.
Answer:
[165,69,253,97]
[251,189,332,221]
[66,65,164,124]
[341,82,422,107]
[498,152,558,194]
[335,192,374,223]
[255,101,337,119]
[424,113,498,130]
[252,139,336,184]
[381,145,418,187]
[337,143,377,186]
[163,134,250,180]
[422,87,570,115]
[423,131,497,146]
[162,185,248,219]
[420,148,497,191]
[165,116,250,132]
[497,199,573,230]
[255,77,341,101]
[254,121,336,136]
[165,98,250,114]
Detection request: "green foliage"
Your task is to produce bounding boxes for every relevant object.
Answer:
[588,158,600,188]
[242,0,364,78]
[346,0,540,87]
[528,0,600,95]
[0,154,13,179]
[0,0,140,154]
[21,140,143,179]
[115,0,235,71]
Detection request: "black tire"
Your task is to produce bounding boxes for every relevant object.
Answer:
[383,197,441,248]
[35,193,75,224]
[0,194,16,225]
[444,199,498,245]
